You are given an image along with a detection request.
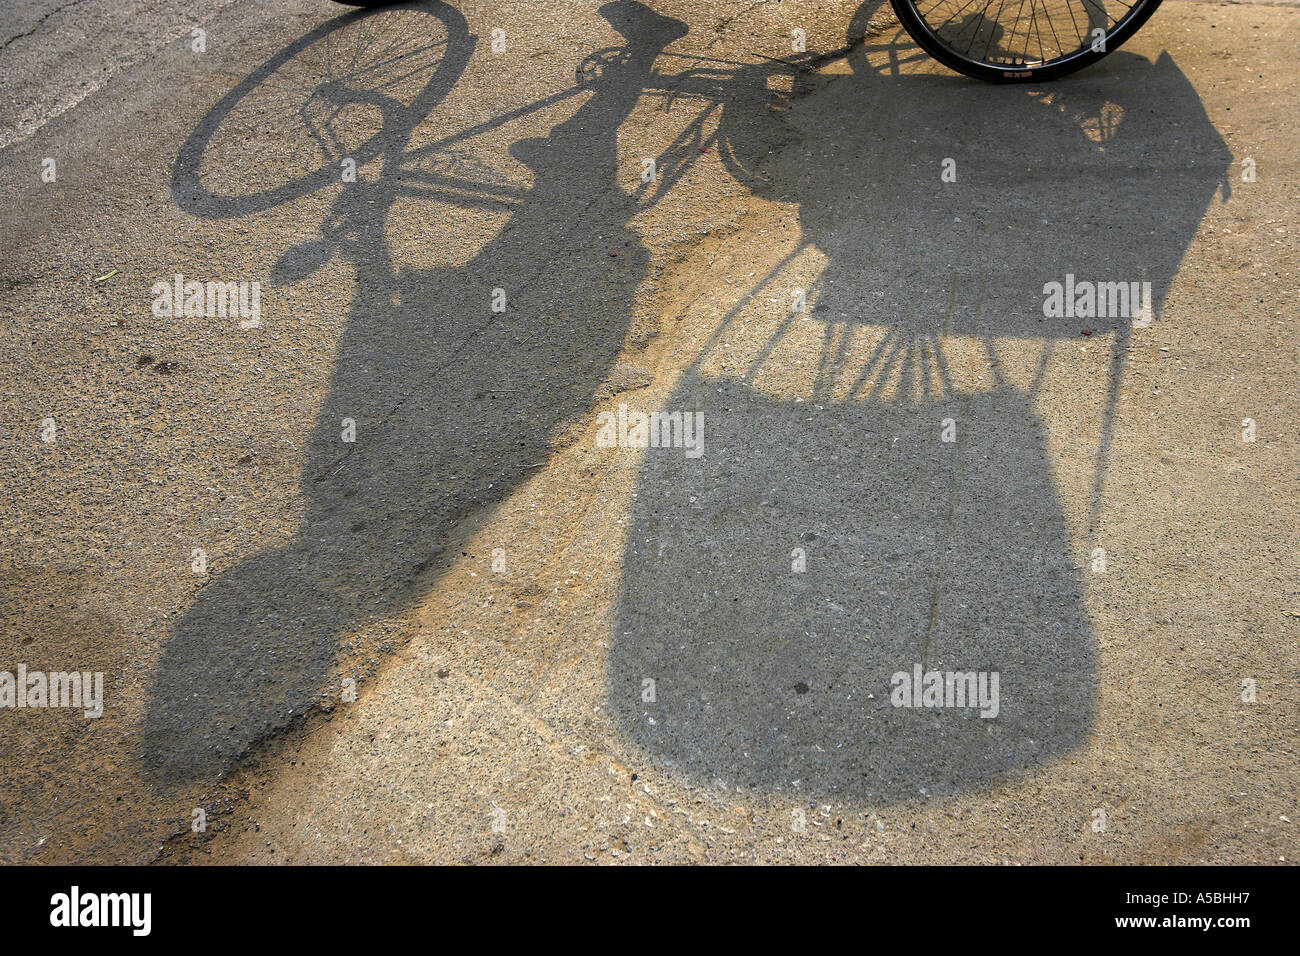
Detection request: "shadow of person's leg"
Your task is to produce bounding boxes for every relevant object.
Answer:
[144,1,690,785]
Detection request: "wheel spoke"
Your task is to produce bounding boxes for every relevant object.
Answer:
[910,0,1151,68]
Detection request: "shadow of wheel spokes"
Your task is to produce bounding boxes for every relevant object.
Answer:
[173,1,473,218]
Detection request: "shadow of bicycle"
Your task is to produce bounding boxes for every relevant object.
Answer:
[146,0,690,782]
[146,0,1230,809]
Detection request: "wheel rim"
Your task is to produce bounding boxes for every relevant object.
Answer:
[908,0,1149,72]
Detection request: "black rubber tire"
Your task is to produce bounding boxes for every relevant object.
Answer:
[889,0,1163,82]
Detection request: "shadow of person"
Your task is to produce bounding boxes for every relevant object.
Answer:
[145,0,689,783]
[607,8,1232,802]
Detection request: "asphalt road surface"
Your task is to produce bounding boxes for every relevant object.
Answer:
[0,0,1296,864]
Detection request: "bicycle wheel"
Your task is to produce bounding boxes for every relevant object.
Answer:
[890,0,1163,82]
[174,2,471,217]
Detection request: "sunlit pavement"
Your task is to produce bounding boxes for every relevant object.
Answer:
[0,0,1296,863]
